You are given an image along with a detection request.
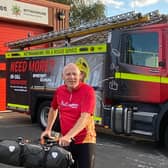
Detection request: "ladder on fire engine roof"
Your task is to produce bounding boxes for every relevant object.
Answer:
[6,10,164,50]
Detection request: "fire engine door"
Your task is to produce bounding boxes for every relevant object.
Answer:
[111,30,163,103]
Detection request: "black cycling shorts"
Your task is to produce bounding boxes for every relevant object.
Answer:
[68,143,96,168]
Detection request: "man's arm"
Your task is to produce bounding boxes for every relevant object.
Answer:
[59,112,90,146]
[40,107,58,139]
[46,107,58,131]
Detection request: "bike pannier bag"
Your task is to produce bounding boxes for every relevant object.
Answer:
[0,140,24,166]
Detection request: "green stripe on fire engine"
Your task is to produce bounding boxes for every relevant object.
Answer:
[5,44,107,58]
[94,116,102,125]
[7,103,29,111]
[115,72,168,84]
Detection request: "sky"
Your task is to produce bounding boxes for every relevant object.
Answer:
[95,0,168,17]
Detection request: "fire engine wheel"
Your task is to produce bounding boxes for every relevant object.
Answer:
[37,101,50,130]
[164,124,168,149]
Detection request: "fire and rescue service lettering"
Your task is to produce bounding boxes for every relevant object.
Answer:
[10,59,55,73]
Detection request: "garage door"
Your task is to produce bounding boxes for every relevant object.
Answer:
[0,22,50,55]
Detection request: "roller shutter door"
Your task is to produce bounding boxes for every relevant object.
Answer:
[0,22,50,54]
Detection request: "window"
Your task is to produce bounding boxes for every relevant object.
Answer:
[121,32,158,67]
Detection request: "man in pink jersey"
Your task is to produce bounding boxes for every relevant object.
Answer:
[41,63,96,168]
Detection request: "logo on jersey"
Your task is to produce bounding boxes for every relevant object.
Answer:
[61,100,79,109]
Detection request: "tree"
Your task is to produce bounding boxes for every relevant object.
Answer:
[48,0,105,26]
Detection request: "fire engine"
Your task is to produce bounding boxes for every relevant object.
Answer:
[5,10,168,148]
